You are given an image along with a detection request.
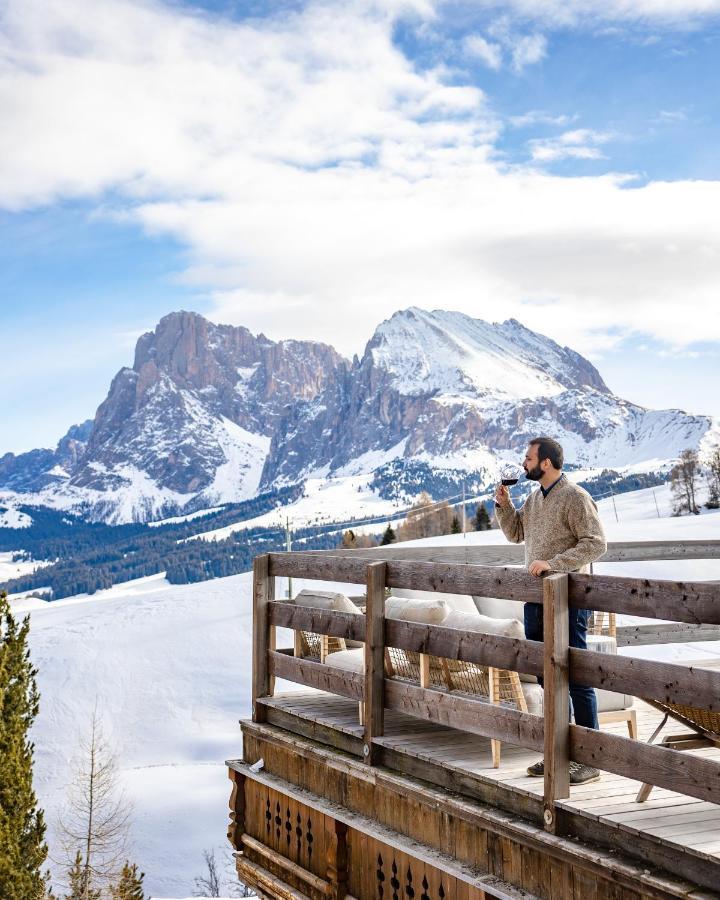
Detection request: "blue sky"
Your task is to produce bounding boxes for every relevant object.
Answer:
[2,0,720,452]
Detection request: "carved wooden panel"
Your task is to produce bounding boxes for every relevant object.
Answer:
[244,780,331,881]
[347,829,487,900]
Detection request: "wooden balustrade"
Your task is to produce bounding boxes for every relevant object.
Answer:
[252,548,720,834]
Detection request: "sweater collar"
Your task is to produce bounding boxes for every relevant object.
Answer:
[540,473,565,498]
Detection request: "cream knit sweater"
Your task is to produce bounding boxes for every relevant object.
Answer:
[495,476,607,573]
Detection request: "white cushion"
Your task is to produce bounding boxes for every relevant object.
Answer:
[292,589,361,614]
[385,596,449,625]
[442,610,524,641]
[391,588,477,614]
[597,690,634,712]
[324,648,364,673]
[472,595,525,620]
[521,682,544,716]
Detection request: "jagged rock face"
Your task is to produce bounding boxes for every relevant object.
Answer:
[0,307,715,523]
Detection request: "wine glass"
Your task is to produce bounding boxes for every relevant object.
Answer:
[500,462,523,487]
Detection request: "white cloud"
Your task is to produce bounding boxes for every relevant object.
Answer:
[463,34,503,69]
[454,1,720,28]
[509,32,548,70]
[1,0,720,365]
[529,128,613,161]
[509,110,573,127]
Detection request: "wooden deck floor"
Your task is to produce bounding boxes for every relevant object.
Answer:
[261,690,720,872]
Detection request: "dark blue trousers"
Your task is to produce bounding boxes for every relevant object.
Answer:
[524,602,599,730]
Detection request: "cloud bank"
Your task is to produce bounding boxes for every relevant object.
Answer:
[1,0,719,361]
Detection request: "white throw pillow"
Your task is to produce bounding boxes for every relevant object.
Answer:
[443,609,524,640]
[324,648,365,673]
[385,596,449,625]
[391,588,477,614]
[472,595,525,620]
[292,589,361,614]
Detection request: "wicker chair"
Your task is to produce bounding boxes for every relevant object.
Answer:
[636,701,720,802]
[384,645,529,768]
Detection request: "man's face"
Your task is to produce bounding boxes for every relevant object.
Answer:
[523,445,544,481]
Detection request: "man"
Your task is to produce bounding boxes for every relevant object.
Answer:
[495,436,607,785]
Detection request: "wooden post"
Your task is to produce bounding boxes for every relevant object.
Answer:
[364,561,387,765]
[252,554,275,723]
[543,572,570,832]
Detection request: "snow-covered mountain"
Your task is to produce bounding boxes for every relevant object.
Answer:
[1,308,716,524]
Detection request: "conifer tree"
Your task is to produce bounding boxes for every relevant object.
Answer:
[380,524,397,545]
[65,850,101,900]
[450,515,461,534]
[474,505,491,531]
[0,589,49,900]
[110,861,145,900]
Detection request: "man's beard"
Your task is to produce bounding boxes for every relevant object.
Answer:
[525,464,543,481]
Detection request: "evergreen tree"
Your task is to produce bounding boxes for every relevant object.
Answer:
[65,850,101,900]
[450,515,461,534]
[380,524,396,545]
[474,505,492,531]
[0,590,49,900]
[110,861,145,900]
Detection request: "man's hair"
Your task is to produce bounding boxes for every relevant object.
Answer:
[529,436,564,470]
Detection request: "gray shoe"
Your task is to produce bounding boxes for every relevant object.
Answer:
[526,760,600,784]
[569,762,600,785]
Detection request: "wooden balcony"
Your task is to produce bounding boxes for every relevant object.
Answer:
[228,541,720,899]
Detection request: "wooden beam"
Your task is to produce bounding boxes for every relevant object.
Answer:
[307,539,720,563]
[568,573,720,624]
[569,647,720,712]
[364,561,386,765]
[542,574,570,832]
[269,552,544,603]
[252,554,275,723]
[385,619,543,679]
[269,603,366,642]
[616,622,720,646]
[570,724,720,806]
[241,833,333,895]
[268,651,364,700]
[269,551,720,624]
[383,679,544,752]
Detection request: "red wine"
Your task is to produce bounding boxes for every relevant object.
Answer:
[501,478,518,486]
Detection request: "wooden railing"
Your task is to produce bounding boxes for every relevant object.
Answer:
[251,546,720,835]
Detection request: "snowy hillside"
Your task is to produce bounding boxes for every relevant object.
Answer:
[17,484,720,896]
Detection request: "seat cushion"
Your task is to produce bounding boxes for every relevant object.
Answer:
[597,689,634,712]
[324,648,364,673]
[521,682,544,716]
[442,609,524,640]
[385,596,449,625]
[292,589,361,614]
[391,588,477,614]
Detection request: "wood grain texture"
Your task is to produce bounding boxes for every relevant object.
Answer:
[567,573,720,624]
[364,561,386,765]
[569,647,720,712]
[383,679,544,752]
[543,573,570,830]
[268,651,364,700]
[616,623,720,647]
[269,603,366,642]
[305,540,720,564]
[253,554,275,722]
[570,724,720,806]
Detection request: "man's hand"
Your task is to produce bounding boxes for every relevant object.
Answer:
[528,560,551,577]
[494,484,511,508]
